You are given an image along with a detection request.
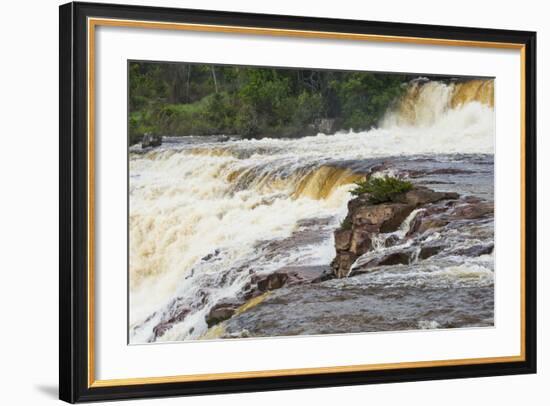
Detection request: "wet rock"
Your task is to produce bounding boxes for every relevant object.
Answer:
[405,169,427,178]
[356,250,412,271]
[206,302,239,327]
[275,266,333,286]
[349,228,372,255]
[451,244,494,257]
[152,324,172,339]
[463,195,483,204]
[450,202,494,220]
[394,186,459,206]
[347,194,371,213]
[201,249,220,262]
[243,266,332,300]
[406,210,425,236]
[429,168,474,175]
[241,286,262,301]
[419,244,445,259]
[383,234,402,248]
[153,307,190,339]
[417,218,449,233]
[255,272,288,292]
[334,229,352,251]
[331,252,358,278]
[405,167,473,178]
[331,186,460,278]
[377,251,411,266]
[353,203,415,232]
[421,180,454,185]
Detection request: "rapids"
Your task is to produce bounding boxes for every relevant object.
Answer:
[129,78,495,343]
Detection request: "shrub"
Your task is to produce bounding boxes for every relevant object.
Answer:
[235,103,260,137]
[350,175,413,203]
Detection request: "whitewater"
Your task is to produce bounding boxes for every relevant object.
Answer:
[129,78,495,343]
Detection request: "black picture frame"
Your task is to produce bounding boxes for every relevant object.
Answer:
[59,1,537,403]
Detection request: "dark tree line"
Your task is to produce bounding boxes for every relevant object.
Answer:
[129,61,407,144]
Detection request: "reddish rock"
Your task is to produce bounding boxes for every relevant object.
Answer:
[417,218,449,233]
[331,252,358,278]
[396,187,459,206]
[405,210,425,236]
[153,307,191,339]
[429,168,474,175]
[275,266,333,286]
[349,228,372,255]
[353,203,415,232]
[377,251,411,266]
[331,186,460,278]
[418,244,445,259]
[206,303,239,327]
[450,202,494,220]
[256,272,288,292]
[356,251,412,271]
[334,229,352,251]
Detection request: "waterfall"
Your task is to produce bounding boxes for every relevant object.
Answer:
[129,78,495,343]
[381,78,494,128]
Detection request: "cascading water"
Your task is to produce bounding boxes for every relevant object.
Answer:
[129,78,495,343]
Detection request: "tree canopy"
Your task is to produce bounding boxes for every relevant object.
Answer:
[129,61,407,145]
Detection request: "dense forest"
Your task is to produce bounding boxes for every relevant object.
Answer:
[129,61,408,145]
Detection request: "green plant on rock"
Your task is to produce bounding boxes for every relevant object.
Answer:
[350,175,413,203]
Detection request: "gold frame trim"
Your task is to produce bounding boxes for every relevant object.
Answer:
[87,17,527,388]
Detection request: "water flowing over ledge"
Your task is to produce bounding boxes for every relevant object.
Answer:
[129,78,495,343]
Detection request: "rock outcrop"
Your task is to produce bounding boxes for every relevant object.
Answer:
[206,302,239,327]
[141,133,162,148]
[152,306,190,339]
[331,186,459,278]
[243,266,332,300]
[206,266,333,328]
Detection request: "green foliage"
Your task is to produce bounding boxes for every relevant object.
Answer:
[351,176,413,203]
[235,104,259,137]
[334,73,405,130]
[293,92,324,126]
[340,216,353,230]
[129,111,156,145]
[128,61,408,144]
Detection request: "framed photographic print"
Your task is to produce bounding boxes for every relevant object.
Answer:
[59,1,537,403]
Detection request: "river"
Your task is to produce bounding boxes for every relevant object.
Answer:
[128,78,495,343]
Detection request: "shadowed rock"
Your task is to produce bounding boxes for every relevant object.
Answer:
[451,244,494,257]
[418,244,445,259]
[152,307,190,339]
[206,302,239,327]
[244,266,333,300]
[370,251,412,267]
[334,229,352,251]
